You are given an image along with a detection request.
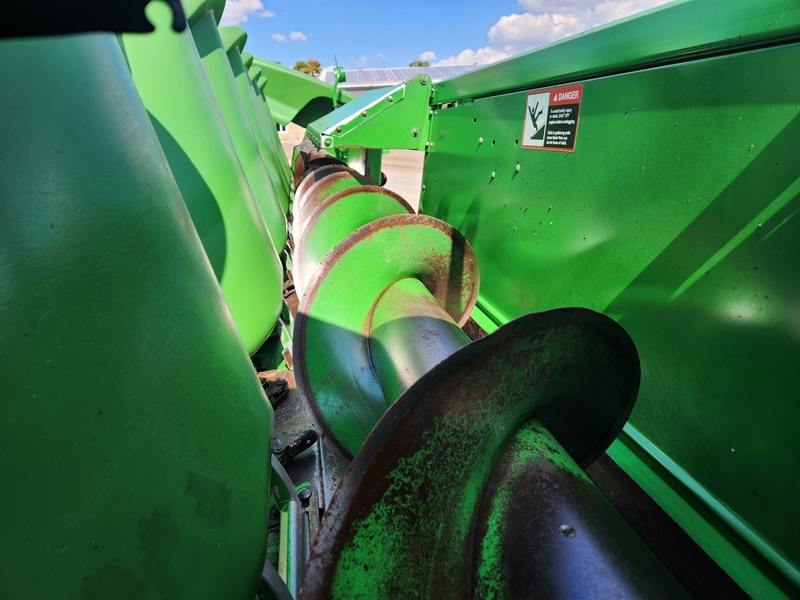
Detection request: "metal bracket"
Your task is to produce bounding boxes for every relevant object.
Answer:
[305,74,433,151]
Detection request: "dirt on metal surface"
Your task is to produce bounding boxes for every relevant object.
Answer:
[300,308,641,599]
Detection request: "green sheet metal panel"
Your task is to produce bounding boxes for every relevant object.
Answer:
[422,37,800,598]
[191,12,288,247]
[219,27,292,205]
[252,57,354,127]
[0,33,270,598]
[120,3,283,354]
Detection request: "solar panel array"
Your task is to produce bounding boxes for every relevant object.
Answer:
[321,65,481,86]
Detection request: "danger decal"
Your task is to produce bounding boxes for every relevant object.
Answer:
[522,84,582,152]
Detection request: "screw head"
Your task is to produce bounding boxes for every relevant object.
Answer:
[324,138,332,147]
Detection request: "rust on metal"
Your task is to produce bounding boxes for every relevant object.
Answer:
[292,149,341,189]
[301,308,643,598]
[295,185,413,252]
[294,171,376,230]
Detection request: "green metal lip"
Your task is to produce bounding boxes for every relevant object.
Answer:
[301,307,641,597]
[183,0,225,27]
[218,25,247,54]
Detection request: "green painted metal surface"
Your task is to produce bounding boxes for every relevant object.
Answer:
[191,12,288,248]
[294,188,412,295]
[0,33,271,598]
[434,0,800,104]
[294,215,478,456]
[252,57,354,127]
[302,309,643,598]
[421,4,800,595]
[245,70,293,193]
[120,3,282,354]
[369,277,471,403]
[305,74,433,151]
[220,26,292,209]
[183,0,225,27]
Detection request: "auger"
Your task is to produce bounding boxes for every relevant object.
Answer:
[289,153,686,597]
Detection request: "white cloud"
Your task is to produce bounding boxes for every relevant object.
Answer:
[272,31,308,43]
[356,55,369,68]
[488,12,583,51]
[435,47,509,67]
[420,51,437,61]
[435,0,669,66]
[219,0,275,26]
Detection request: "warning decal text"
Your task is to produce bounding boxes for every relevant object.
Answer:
[521,84,583,152]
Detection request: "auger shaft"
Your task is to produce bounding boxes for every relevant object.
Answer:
[369,277,471,403]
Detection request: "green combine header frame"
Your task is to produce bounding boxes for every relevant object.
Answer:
[1,0,798,598]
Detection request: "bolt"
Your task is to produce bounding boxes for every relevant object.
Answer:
[387,95,394,103]
[420,76,429,85]
[336,126,342,133]
[324,138,332,147]
[411,128,419,137]
[490,171,496,179]
[429,110,434,116]
[361,110,368,118]
[298,488,313,502]
[421,184,426,191]
[560,524,577,539]
[479,137,484,144]
[515,163,521,172]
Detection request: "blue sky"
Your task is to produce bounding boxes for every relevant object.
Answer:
[220,0,672,70]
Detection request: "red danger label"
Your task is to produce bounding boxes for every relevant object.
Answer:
[522,84,583,151]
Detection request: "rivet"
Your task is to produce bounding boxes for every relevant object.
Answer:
[515,163,521,172]
[336,126,342,133]
[490,171,496,179]
[387,95,394,103]
[478,137,484,144]
[411,128,419,137]
[361,110,368,118]
[324,138,332,147]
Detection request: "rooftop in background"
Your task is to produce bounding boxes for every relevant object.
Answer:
[319,65,482,95]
